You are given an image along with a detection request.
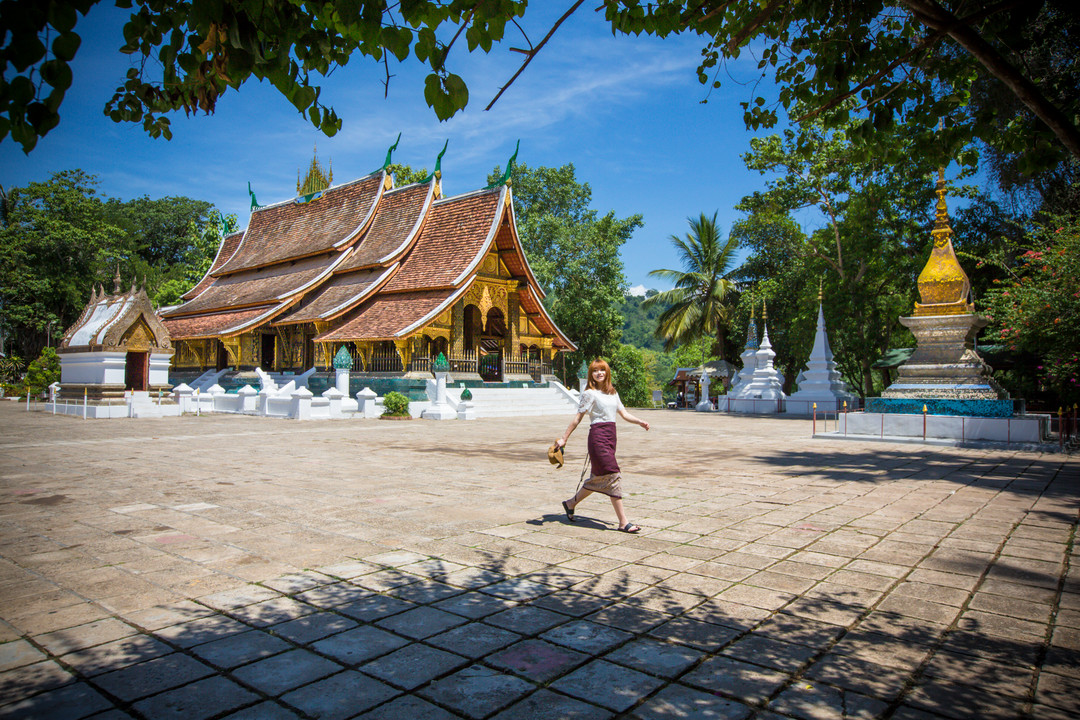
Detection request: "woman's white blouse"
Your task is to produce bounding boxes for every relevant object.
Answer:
[577,389,624,424]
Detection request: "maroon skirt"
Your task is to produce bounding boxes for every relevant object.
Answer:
[587,422,620,477]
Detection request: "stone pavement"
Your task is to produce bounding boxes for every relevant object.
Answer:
[1,401,1078,720]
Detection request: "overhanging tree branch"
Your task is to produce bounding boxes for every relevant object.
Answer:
[900,0,1080,159]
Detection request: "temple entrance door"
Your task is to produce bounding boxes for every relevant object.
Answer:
[480,308,506,382]
[479,339,502,382]
[261,334,275,371]
[216,340,229,370]
[125,351,148,391]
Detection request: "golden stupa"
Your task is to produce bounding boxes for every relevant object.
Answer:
[912,169,973,316]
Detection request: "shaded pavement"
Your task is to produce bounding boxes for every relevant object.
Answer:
[1,401,1078,719]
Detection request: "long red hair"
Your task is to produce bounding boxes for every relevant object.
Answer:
[587,359,615,394]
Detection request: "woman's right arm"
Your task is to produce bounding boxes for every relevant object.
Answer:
[557,412,587,448]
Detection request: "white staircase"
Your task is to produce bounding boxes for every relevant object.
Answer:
[455,385,578,418]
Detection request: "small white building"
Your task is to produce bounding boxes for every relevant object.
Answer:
[58,282,174,401]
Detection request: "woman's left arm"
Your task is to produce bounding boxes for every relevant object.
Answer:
[618,407,650,431]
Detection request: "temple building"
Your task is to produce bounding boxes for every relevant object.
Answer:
[160,147,576,384]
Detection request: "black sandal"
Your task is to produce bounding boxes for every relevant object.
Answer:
[562,500,576,522]
[620,522,641,533]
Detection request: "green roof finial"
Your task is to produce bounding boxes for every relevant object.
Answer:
[420,140,449,183]
[433,352,450,372]
[248,181,259,210]
[380,132,402,171]
[577,360,588,379]
[486,140,520,189]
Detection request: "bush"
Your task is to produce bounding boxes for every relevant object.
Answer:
[23,347,60,396]
[382,391,410,417]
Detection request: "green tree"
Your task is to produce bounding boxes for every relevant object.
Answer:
[0,171,220,356]
[0,170,125,359]
[728,213,813,392]
[980,215,1080,405]
[620,291,669,351]
[608,343,651,407]
[9,2,1079,171]
[2,0,531,152]
[490,162,641,378]
[604,1,1080,169]
[645,212,739,358]
[735,119,949,397]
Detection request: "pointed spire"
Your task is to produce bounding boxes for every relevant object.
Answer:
[298,144,332,196]
[113,265,122,294]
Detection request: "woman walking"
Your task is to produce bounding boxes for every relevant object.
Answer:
[555,359,650,533]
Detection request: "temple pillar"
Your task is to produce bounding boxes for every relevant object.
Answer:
[451,301,465,356]
[507,292,520,358]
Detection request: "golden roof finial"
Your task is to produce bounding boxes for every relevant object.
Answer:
[762,300,767,321]
[818,277,823,302]
[298,144,332,197]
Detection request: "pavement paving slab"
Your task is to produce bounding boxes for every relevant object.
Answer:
[2,403,1079,719]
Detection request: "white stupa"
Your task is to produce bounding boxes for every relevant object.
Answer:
[728,308,759,396]
[729,303,786,413]
[788,294,856,414]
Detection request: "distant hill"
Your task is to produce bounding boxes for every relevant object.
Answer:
[620,291,668,351]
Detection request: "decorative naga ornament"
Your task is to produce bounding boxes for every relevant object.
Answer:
[913,169,973,316]
[479,285,493,332]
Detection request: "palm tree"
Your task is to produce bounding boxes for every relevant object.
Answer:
[645,212,740,358]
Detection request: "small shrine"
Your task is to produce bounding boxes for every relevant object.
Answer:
[871,170,1010,416]
[58,273,174,400]
[727,303,786,413]
[788,286,856,413]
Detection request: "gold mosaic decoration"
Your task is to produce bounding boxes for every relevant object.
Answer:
[913,170,973,317]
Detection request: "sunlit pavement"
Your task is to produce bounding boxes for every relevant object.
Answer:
[1,400,1078,719]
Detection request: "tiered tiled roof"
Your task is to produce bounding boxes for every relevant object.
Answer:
[160,163,575,350]
[161,306,276,339]
[217,173,384,273]
[274,266,395,324]
[382,188,503,293]
[337,181,432,271]
[316,289,458,342]
[182,230,244,301]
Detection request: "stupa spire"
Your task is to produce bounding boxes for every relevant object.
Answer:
[912,168,972,316]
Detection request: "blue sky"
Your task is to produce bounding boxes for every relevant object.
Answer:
[0,4,784,291]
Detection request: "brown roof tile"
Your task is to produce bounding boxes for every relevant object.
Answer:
[337,181,432,271]
[163,255,336,317]
[273,267,391,324]
[216,173,384,274]
[382,188,503,292]
[183,230,244,301]
[315,289,457,342]
[162,306,276,340]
